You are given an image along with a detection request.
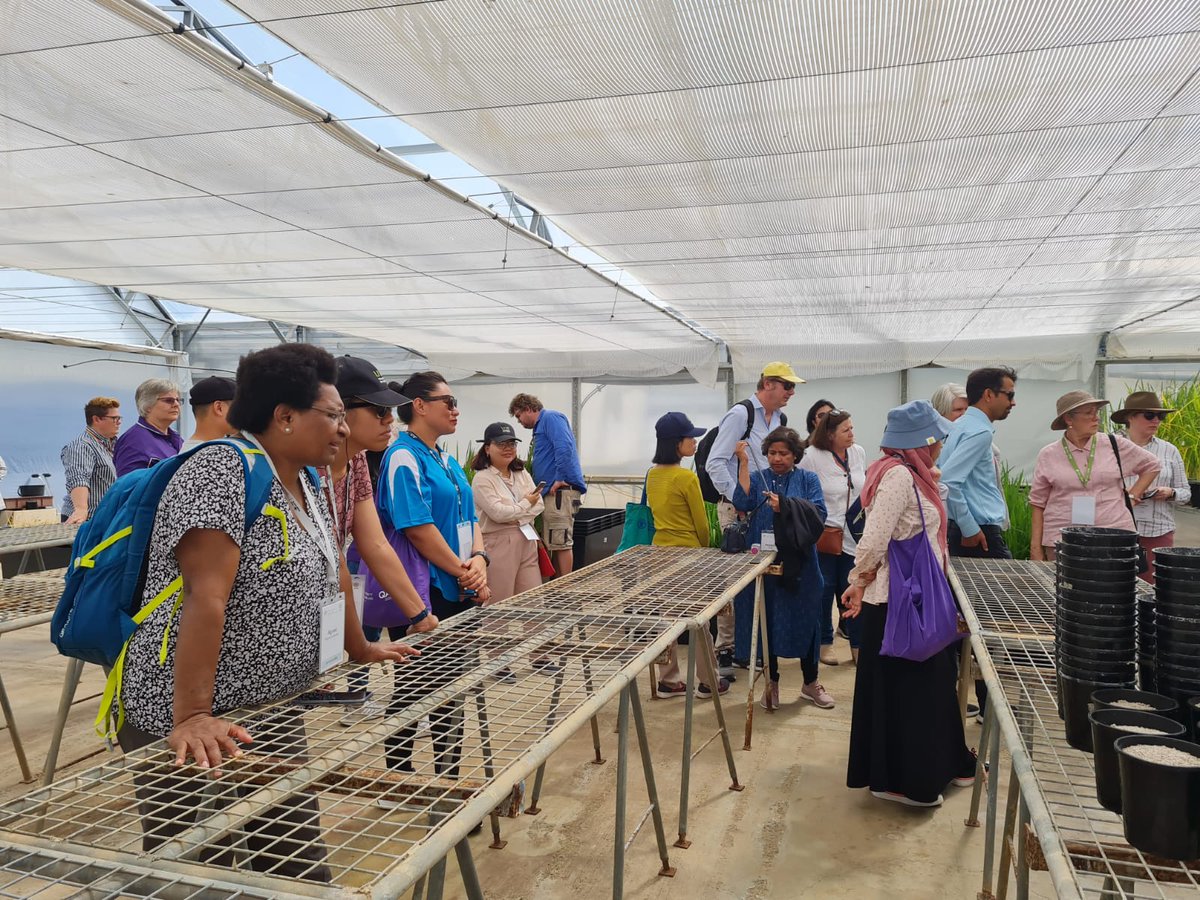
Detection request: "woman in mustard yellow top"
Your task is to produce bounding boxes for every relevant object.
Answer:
[645,412,728,697]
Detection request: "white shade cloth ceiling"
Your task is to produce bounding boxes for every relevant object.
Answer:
[0,0,721,381]
[225,0,1200,381]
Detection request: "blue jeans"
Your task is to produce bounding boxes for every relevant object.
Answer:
[819,551,861,649]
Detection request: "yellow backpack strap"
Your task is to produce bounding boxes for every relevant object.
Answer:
[259,504,290,570]
[94,576,183,741]
[75,526,133,570]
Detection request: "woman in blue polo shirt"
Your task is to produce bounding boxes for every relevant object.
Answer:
[378,370,489,776]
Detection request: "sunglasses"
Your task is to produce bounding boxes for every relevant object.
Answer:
[422,394,458,410]
[1140,411,1166,421]
[995,390,1016,401]
[345,401,392,421]
[769,379,796,392]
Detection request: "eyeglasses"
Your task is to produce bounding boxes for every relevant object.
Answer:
[346,401,392,421]
[99,415,122,423]
[1141,411,1166,421]
[492,439,518,449]
[157,396,182,406]
[309,404,348,426]
[422,394,458,410]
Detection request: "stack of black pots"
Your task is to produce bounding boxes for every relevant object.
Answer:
[1056,527,1139,752]
[1137,587,1156,692]
[1154,548,1200,709]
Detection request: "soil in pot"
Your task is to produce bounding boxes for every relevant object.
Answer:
[1090,708,1186,812]
[1091,688,1179,716]
[1116,735,1200,860]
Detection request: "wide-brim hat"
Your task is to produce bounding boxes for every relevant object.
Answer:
[1051,390,1109,430]
[1111,390,1176,425]
[880,400,953,450]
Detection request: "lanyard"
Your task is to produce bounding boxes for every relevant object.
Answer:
[320,463,356,551]
[419,437,467,522]
[1061,436,1097,488]
[242,432,340,586]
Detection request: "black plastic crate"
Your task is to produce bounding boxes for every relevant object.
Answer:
[572,507,626,570]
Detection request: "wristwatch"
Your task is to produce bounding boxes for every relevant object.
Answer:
[408,608,430,625]
[471,550,491,567]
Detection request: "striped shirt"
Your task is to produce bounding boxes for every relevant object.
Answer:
[60,428,117,518]
[1118,432,1192,538]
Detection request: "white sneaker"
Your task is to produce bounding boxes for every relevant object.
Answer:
[871,790,944,808]
[819,646,840,666]
[339,700,384,726]
[800,682,835,709]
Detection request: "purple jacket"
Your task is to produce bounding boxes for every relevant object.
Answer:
[113,416,183,477]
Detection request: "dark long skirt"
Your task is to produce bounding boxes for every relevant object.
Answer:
[846,602,976,804]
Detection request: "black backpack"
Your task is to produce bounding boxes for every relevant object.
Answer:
[695,400,787,503]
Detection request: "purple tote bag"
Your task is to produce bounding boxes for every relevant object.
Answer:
[353,524,431,629]
[880,482,961,662]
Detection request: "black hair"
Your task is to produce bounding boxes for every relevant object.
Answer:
[651,437,683,465]
[226,343,337,434]
[966,366,1018,405]
[396,371,448,425]
[809,408,851,452]
[761,426,805,462]
[472,443,526,472]
[805,399,835,433]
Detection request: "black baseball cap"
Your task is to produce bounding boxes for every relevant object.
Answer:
[188,376,236,407]
[655,411,706,440]
[335,355,411,407]
[481,422,522,444]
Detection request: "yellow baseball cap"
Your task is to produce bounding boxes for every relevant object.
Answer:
[761,361,805,384]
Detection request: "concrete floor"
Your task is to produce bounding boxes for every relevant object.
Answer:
[0,625,1062,900]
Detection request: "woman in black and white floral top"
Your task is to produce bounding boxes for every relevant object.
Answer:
[119,343,417,880]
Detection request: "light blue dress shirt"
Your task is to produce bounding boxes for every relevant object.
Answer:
[939,406,1006,537]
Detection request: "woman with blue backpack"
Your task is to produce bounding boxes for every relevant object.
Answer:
[114,343,419,879]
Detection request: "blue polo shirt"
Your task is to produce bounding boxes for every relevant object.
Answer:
[939,406,1006,537]
[531,409,586,495]
[378,431,477,603]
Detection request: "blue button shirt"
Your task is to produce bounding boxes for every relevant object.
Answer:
[531,409,586,495]
[939,406,1005,537]
[378,432,477,603]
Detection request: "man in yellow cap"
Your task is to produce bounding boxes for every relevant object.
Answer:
[701,361,804,674]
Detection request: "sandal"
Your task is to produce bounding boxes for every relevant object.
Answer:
[657,681,687,697]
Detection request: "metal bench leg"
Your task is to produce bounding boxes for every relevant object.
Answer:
[628,678,675,878]
[996,761,1021,900]
[675,625,698,848]
[453,837,485,900]
[612,683,630,900]
[0,644,34,783]
[42,657,84,786]
[966,702,994,827]
[697,624,741,791]
[957,638,972,719]
[743,575,766,750]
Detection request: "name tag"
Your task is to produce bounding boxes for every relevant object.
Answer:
[319,592,346,674]
[760,530,777,552]
[520,523,539,542]
[1070,496,1096,526]
[457,521,474,561]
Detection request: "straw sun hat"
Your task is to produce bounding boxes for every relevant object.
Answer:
[1051,390,1110,431]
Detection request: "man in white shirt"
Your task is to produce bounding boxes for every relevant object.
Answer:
[181,375,236,451]
[704,361,804,672]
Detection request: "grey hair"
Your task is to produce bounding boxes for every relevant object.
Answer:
[930,383,967,418]
[135,378,181,416]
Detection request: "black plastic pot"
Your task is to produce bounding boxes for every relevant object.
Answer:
[1056,552,1139,570]
[1190,697,1200,741]
[1057,606,1135,629]
[1060,526,1140,548]
[1090,708,1186,813]
[1091,688,1179,716]
[1059,616,1136,636]
[1154,563,1200,583]
[1058,574,1139,595]
[1139,664,1158,693]
[1156,647,1200,670]
[1059,635,1137,656]
[1116,735,1200,860]
[1062,674,1105,751]
[1059,644,1138,666]
[1154,595,1200,618]
[1158,632,1199,656]
[1155,576,1200,596]
[1155,548,1200,569]
[1058,661,1136,685]
[1156,613,1200,635]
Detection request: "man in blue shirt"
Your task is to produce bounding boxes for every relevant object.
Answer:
[939,366,1018,559]
[510,393,586,575]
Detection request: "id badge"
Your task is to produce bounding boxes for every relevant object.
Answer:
[760,530,777,552]
[457,521,474,561]
[519,523,539,542]
[319,592,346,674]
[1070,495,1096,526]
[350,574,366,624]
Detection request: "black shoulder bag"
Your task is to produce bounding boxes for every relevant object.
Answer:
[1108,434,1150,575]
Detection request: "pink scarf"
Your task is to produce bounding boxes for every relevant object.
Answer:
[860,447,949,561]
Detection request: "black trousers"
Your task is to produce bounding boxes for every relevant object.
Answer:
[384,587,473,776]
[118,713,331,882]
[948,522,1012,713]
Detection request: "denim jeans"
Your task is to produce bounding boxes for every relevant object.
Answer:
[818,551,861,649]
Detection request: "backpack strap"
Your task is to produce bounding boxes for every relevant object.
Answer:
[739,399,756,442]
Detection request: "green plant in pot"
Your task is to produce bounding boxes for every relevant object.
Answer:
[1000,463,1033,561]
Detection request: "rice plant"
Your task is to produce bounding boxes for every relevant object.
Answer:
[705,501,721,547]
[1000,463,1033,560]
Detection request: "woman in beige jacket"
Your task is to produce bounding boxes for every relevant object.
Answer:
[471,422,546,602]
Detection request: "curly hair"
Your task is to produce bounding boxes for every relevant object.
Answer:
[226,344,337,434]
[761,426,805,462]
[396,371,448,425]
[508,393,543,417]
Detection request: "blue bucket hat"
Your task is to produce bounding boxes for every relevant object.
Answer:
[655,411,706,441]
[881,400,953,450]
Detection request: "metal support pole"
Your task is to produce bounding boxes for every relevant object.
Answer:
[578,623,604,764]
[965,701,993,828]
[612,685,630,900]
[995,762,1021,900]
[571,378,582,449]
[744,574,766,750]
[627,678,675,878]
[453,838,485,900]
[957,638,973,719]
[979,706,1002,899]
[725,365,736,409]
[425,855,448,900]
[900,368,910,403]
[41,657,84,786]
[697,624,742,791]
[1015,796,1029,900]
[526,763,546,815]
[0,639,34,783]
[675,628,698,848]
